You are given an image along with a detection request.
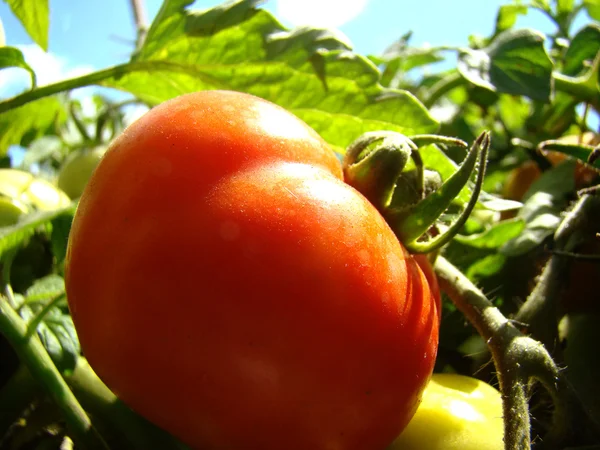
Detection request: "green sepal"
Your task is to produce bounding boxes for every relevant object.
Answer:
[409,134,468,149]
[538,140,600,169]
[343,132,413,210]
[391,131,490,253]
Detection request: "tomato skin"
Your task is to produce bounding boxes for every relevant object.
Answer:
[388,374,504,450]
[413,254,441,317]
[65,91,439,450]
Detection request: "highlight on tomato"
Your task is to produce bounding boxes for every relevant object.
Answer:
[64,90,440,450]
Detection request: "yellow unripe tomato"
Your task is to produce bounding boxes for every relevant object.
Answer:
[0,169,71,226]
[388,373,504,450]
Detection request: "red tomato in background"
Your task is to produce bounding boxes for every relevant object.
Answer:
[65,90,439,450]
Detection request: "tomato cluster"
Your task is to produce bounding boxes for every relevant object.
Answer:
[65,91,440,450]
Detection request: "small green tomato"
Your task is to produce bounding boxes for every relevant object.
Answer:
[57,147,106,199]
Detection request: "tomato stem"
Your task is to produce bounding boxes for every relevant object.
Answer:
[435,254,600,449]
[68,358,190,449]
[515,193,600,348]
[0,298,110,450]
[434,256,539,450]
[343,131,413,210]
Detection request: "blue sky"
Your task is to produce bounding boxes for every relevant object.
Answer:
[1,0,591,94]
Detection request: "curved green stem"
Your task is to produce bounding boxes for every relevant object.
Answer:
[423,71,466,108]
[0,64,129,114]
[25,294,66,338]
[0,299,109,450]
[0,60,224,115]
[435,256,535,449]
[553,52,600,111]
[435,255,600,449]
[69,102,93,143]
[69,358,189,449]
[515,193,600,349]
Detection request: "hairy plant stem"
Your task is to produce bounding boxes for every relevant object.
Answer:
[516,193,600,351]
[0,299,109,450]
[433,254,600,449]
[435,256,538,449]
[436,190,600,449]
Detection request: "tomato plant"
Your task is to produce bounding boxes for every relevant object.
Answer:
[64,90,440,450]
[0,0,599,449]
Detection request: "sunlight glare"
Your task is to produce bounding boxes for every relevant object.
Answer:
[276,0,371,29]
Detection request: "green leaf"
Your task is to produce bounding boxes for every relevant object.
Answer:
[0,46,36,87]
[563,23,600,76]
[527,91,577,136]
[466,253,507,279]
[377,43,445,87]
[50,208,75,267]
[501,160,576,256]
[2,0,50,50]
[455,218,525,249]
[0,205,76,259]
[538,140,600,169]
[522,158,576,202]
[494,4,528,35]
[501,198,561,256]
[24,274,65,304]
[419,144,472,204]
[532,0,551,10]
[100,0,437,151]
[20,302,80,374]
[497,94,531,132]
[584,0,600,20]
[0,97,67,155]
[458,28,553,102]
[477,193,523,212]
[557,0,575,16]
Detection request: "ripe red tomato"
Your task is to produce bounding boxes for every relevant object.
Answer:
[413,254,442,318]
[65,90,439,450]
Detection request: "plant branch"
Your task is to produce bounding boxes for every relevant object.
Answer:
[423,71,466,108]
[129,0,149,51]
[0,60,226,115]
[434,256,573,450]
[0,298,109,450]
[68,358,189,449]
[515,193,600,350]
